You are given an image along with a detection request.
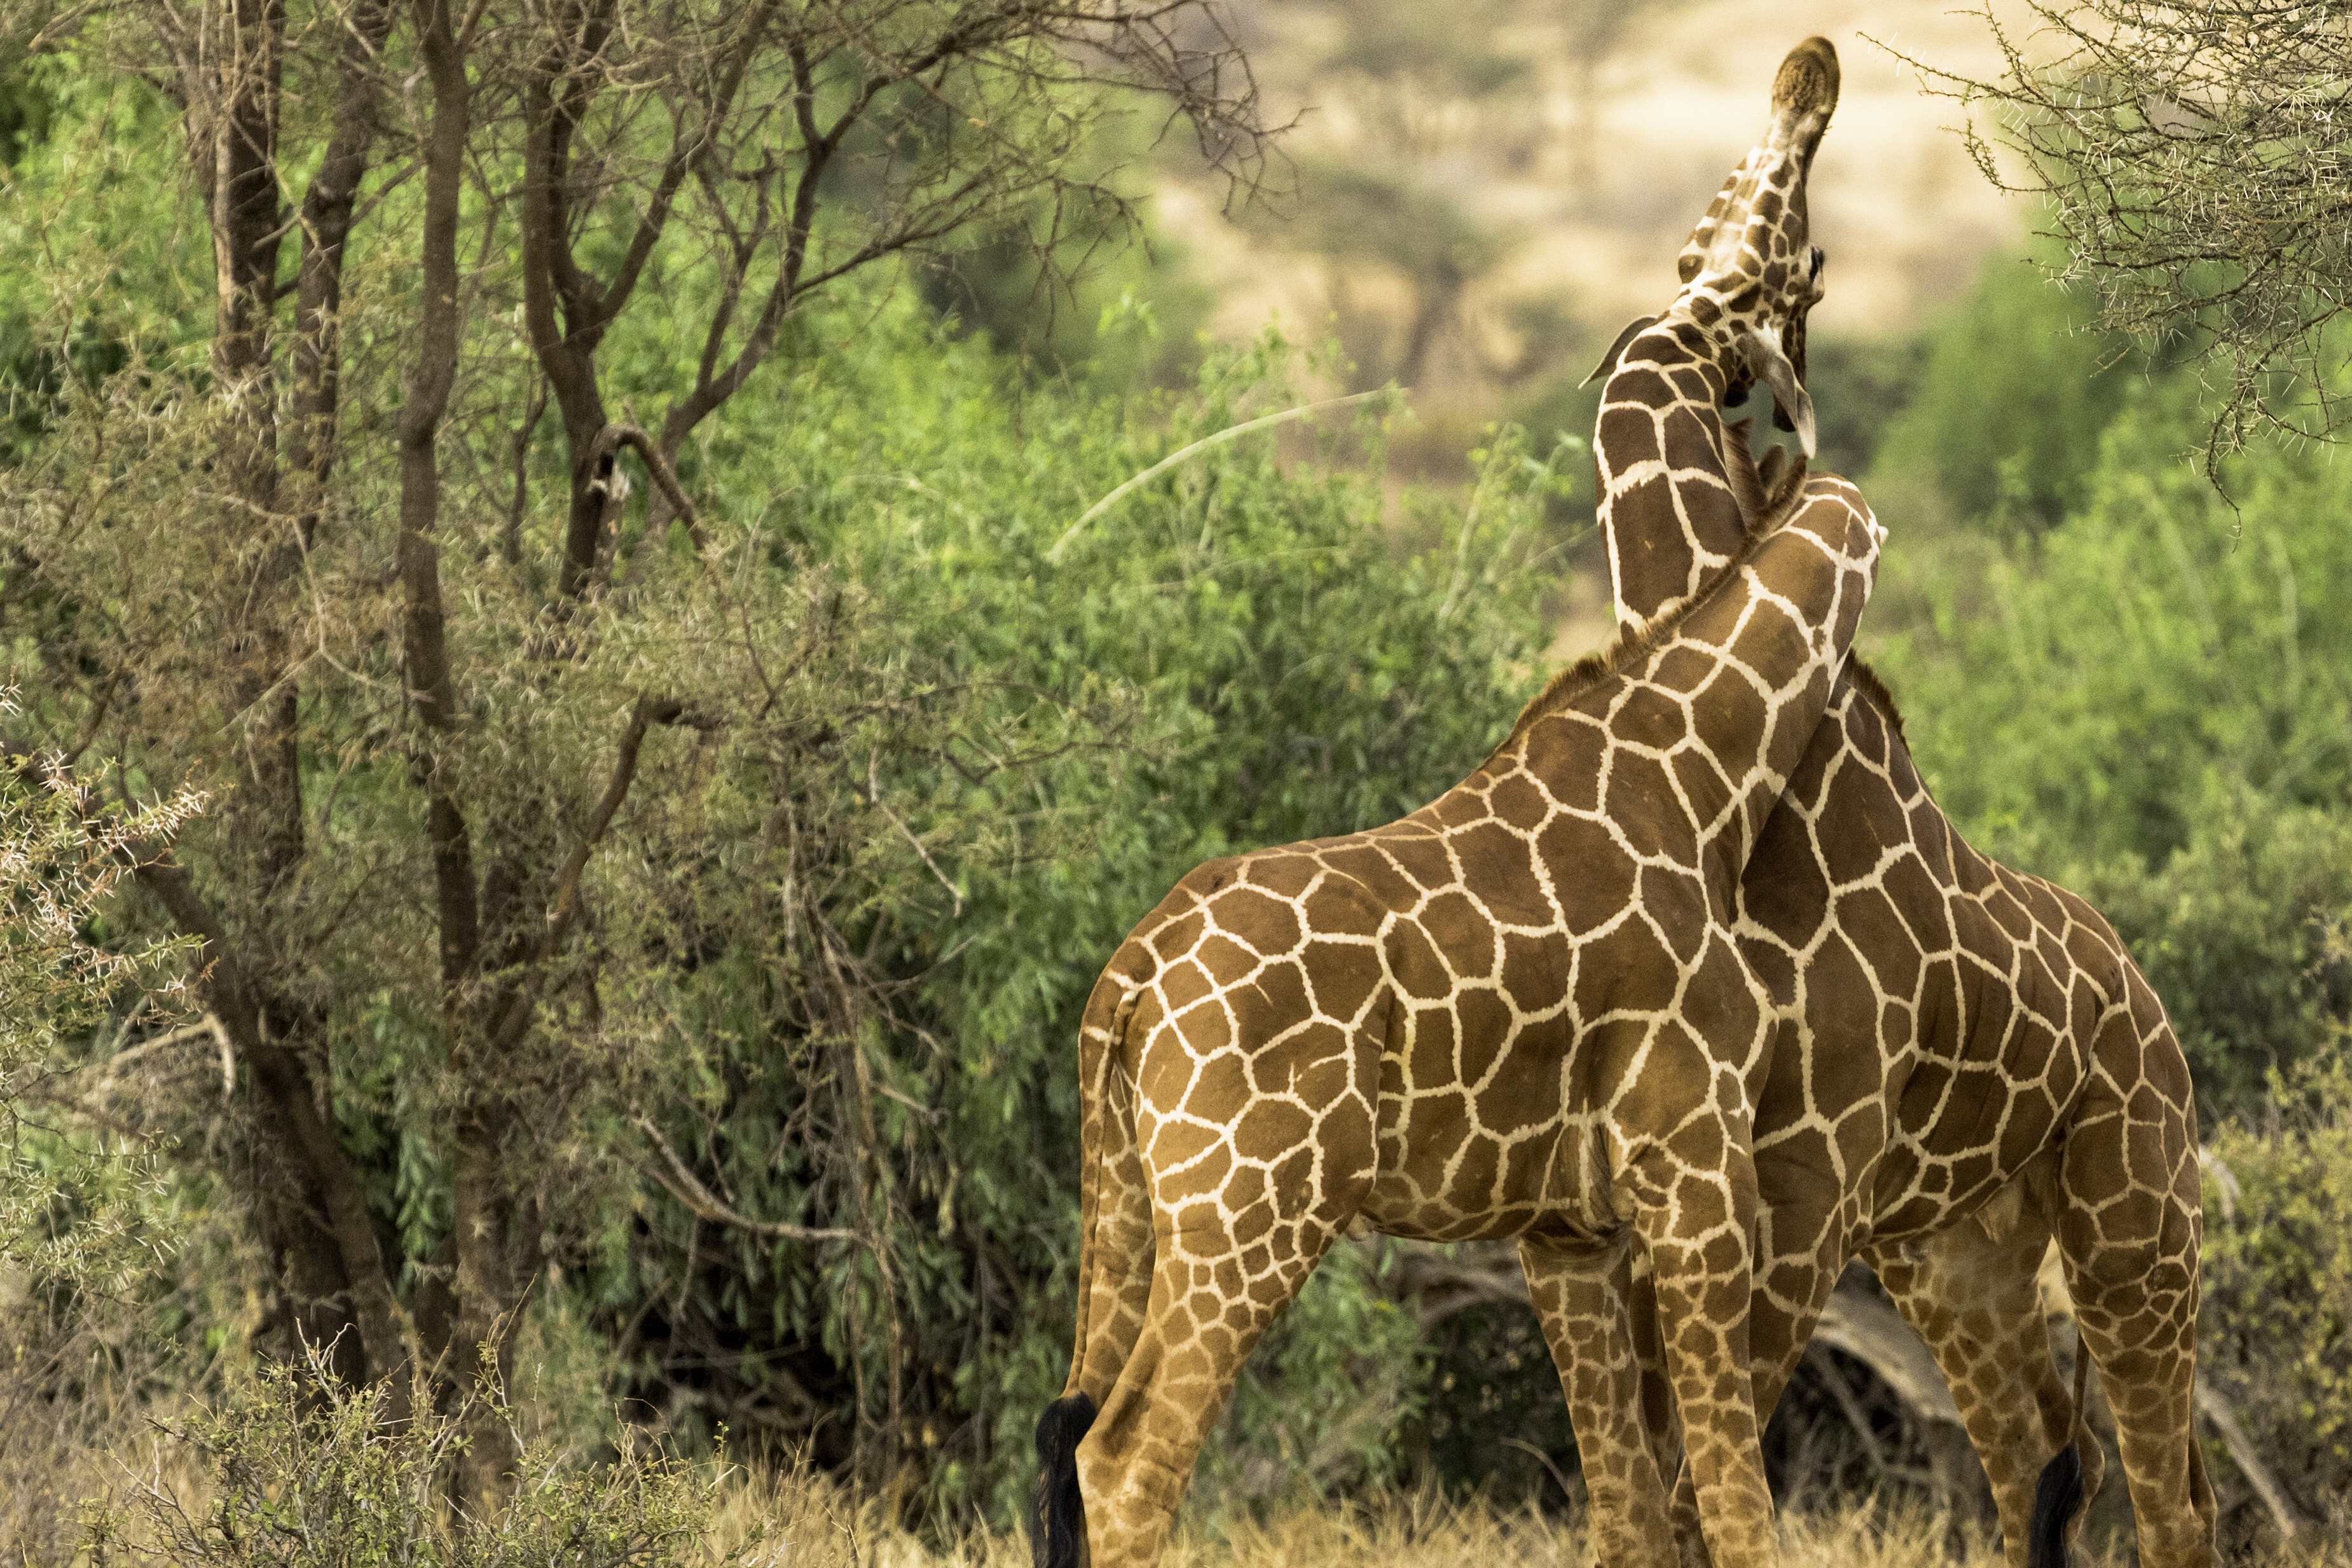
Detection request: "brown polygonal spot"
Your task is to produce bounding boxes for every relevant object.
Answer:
[1501,930,1571,1016]
[1405,1004,1457,1092]
[1195,932,1261,988]
[1157,1138,1230,1200]
[1235,1097,1313,1162]
[1489,771,1551,832]
[1148,908,1206,962]
[1430,787,1494,831]
[1837,884,1920,998]
[1601,750,1687,863]
[1267,1146,1316,1209]
[1389,919,1457,1001]
[1598,406,1658,466]
[1530,727,1604,813]
[1304,937,1385,1021]
[1384,831,1457,891]
[1669,745,1732,832]
[1447,1134,1501,1209]
[1222,1161,1269,1214]
[1176,1047,1248,1118]
[1419,890,1499,976]
[1232,961,1310,1041]
[1212,884,1306,958]
[1686,930,1763,1045]
[1879,855,1951,956]
[1573,916,1681,1022]
[1725,593,1812,694]
[1538,815,1639,934]
[1638,863,1709,963]
[1251,851,1326,902]
[1151,1120,1221,1173]
[1649,645,1718,694]
[1455,987,1516,1081]
[1322,842,1420,912]
[1608,368,1676,408]
[1689,664,1768,785]
[1614,480,1698,603]
[1820,766,1906,888]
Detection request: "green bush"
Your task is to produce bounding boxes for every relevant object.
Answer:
[2198,1005,2352,1544]
[1864,247,2131,537]
[558,315,1559,1517]
[91,1351,737,1568]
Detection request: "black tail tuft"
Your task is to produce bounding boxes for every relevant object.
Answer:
[1032,1393,1097,1568]
[2026,1441,2087,1568]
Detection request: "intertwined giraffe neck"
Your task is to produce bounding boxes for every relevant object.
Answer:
[1590,42,2218,1568]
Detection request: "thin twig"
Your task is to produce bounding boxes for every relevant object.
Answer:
[869,750,960,919]
[1047,390,1393,561]
[630,1111,857,1242]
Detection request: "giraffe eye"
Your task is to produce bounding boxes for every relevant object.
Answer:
[1808,247,1826,281]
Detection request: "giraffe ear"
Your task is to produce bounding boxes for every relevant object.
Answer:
[1739,329,1816,458]
[1580,315,1660,389]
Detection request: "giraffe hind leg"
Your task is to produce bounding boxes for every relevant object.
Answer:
[1036,977,1157,1568]
[1866,1198,2080,1568]
[1075,1192,1370,1565]
[2056,1122,2217,1566]
[1074,1005,1382,1564]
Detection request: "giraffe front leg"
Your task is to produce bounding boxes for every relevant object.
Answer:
[1865,1195,2082,1568]
[1521,1232,1680,1568]
[1664,1156,1852,1565]
[1620,1126,1780,1568]
[2056,1087,2217,1568]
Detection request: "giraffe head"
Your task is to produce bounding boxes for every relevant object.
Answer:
[1588,37,1841,455]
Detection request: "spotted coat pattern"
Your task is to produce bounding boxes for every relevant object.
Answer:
[1588,43,2218,1568]
[1052,476,1882,1568]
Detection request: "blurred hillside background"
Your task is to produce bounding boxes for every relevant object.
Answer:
[2,1,2349,1564]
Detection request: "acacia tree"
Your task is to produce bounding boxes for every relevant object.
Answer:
[1894,3,2352,469]
[1,0,1265,1501]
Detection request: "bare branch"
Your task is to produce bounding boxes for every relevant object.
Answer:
[631,1111,858,1242]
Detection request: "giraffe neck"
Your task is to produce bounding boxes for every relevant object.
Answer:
[1512,483,1879,876]
[1594,322,1757,629]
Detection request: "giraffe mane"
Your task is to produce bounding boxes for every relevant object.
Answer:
[1843,654,1910,749]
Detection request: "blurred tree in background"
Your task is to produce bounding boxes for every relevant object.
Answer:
[1896,2,2352,469]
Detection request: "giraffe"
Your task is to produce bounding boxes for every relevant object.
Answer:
[1029,190,1880,1568]
[1031,479,1883,1568]
[1583,39,2218,1568]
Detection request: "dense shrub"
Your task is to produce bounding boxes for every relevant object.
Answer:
[90,1351,736,1568]
[554,317,1561,1517]
[2199,1001,2352,1545]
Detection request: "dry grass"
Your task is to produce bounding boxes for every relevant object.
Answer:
[704,1464,2352,1568]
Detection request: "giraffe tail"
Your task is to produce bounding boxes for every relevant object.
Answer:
[1032,1391,1097,1568]
[1033,970,1148,1568]
[2026,1331,2098,1568]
